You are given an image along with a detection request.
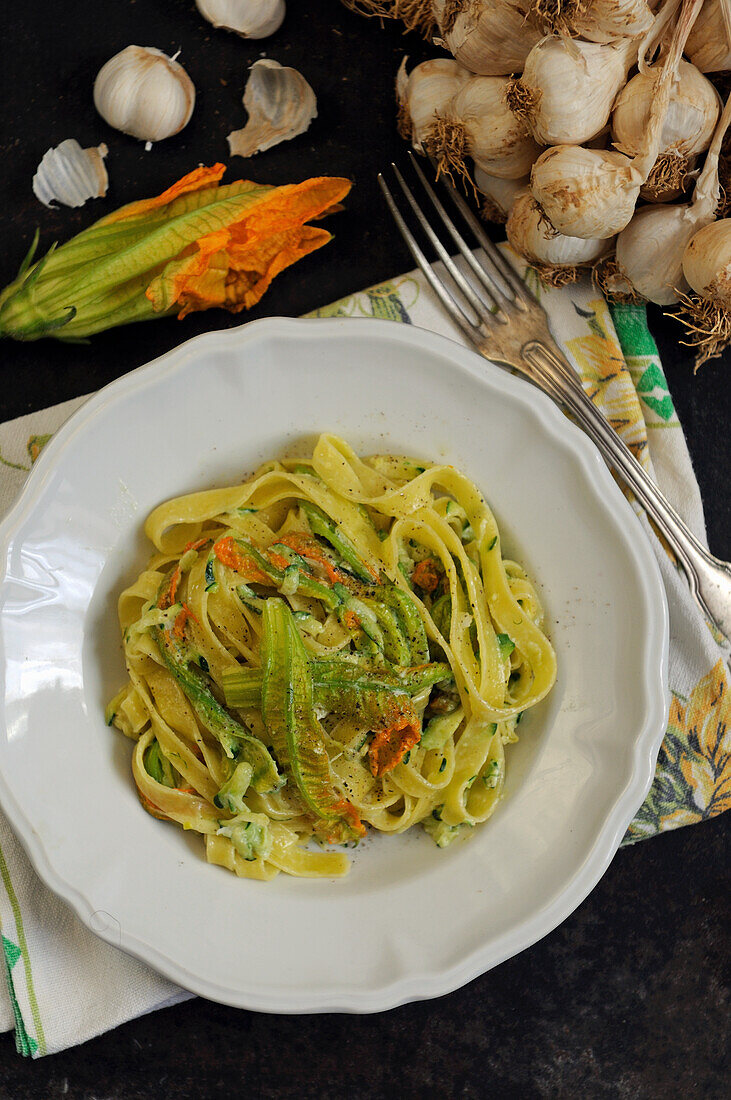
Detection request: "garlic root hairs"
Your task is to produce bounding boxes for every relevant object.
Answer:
[641,151,693,199]
[668,289,731,367]
[592,256,642,303]
[529,0,588,36]
[340,0,436,36]
[505,77,540,124]
[425,115,477,195]
[439,0,463,36]
[530,262,583,287]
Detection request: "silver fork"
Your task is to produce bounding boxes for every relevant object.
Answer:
[378,152,731,645]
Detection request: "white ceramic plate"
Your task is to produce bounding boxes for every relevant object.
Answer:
[0,318,668,1012]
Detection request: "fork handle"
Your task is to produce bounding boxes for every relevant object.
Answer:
[523,340,731,643]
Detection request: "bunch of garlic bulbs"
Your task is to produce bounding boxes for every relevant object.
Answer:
[386,0,731,335]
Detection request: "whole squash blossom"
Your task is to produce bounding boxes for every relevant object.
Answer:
[0,165,351,341]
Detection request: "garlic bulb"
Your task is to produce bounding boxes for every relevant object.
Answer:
[429,75,541,183]
[435,0,540,76]
[195,0,285,38]
[506,36,638,147]
[682,218,731,305]
[396,57,470,152]
[615,89,731,303]
[506,192,611,280]
[474,166,529,222]
[227,60,317,157]
[530,0,705,239]
[613,61,719,160]
[32,139,108,208]
[685,0,731,72]
[527,0,655,42]
[531,145,642,239]
[93,46,195,145]
[616,204,695,303]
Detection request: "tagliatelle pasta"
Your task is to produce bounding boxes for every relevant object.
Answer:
[108,434,557,879]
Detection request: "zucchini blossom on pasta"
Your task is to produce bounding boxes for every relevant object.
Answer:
[0,164,351,341]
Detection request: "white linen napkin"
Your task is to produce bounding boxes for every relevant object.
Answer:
[0,262,728,1055]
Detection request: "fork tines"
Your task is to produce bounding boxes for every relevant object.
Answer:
[377,152,531,343]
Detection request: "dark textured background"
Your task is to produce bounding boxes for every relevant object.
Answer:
[0,2,729,1096]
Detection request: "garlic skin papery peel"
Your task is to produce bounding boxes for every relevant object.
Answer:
[227,60,316,158]
[528,0,655,42]
[530,145,642,239]
[682,218,731,305]
[616,203,696,302]
[195,0,286,38]
[613,60,720,160]
[32,140,108,208]
[506,192,611,271]
[685,0,731,72]
[615,88,731,305]
[474,166,529,223]
[93,46,195,145]
[506,36,638,147]
[396,57,470,152]
[529,0,706,241]
[429,75,541,184]
[436,0,540,76]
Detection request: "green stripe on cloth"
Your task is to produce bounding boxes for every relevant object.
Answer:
[0,843,46,1055]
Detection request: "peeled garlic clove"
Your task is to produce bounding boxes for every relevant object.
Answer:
[613,61,720,161]
[436,0,540,76]
[94,46,195,144]
[397,57,470,152]
[527,0,655,43]
[195,0,285,38]
[685,0,731,72]
[616,203,698,304]
[531,146,640,239]
[429,75,541,184]
[682,218,731,306]
[506,191,612,269]
[32,139,108,208]
[473,166,529,223]
[227,59,316,157]
[506,36,637,146]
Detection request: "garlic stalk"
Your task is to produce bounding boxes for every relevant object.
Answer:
[396,57,470,152]
[227,60,316,157]
[195,0,286,37]
[613,59,719,195]
[427,75,541,186]
[32,140,108,208]
[506,35,638,147]
[685,0,731,72]
[506,192,612,285]
[434,0,540,76]
[93,46,195,146]
[637,0,683,71]
[615,89,731,304]
[474,166,529,223]
[530,0,705,239]
[527,0,655,43]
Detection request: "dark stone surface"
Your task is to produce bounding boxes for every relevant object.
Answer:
[0,2,728,1095]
